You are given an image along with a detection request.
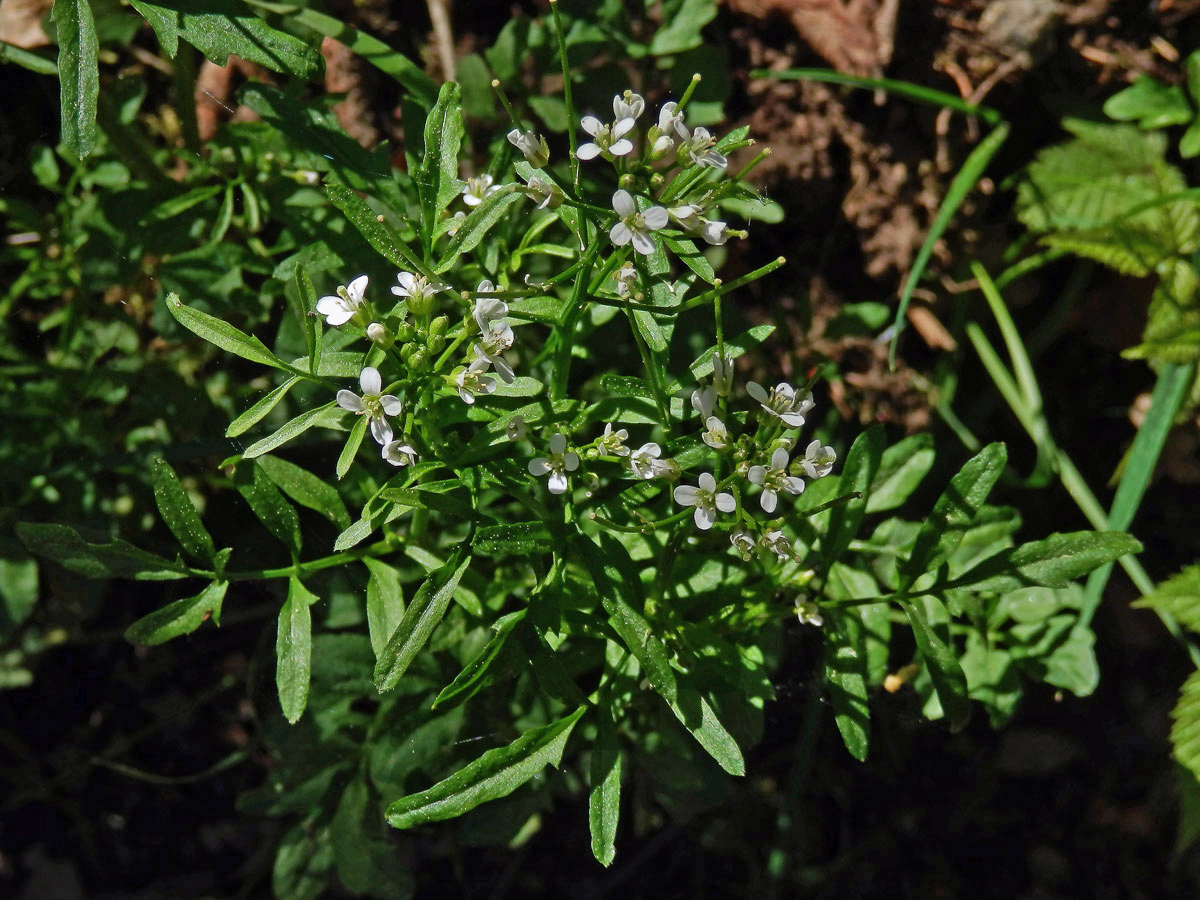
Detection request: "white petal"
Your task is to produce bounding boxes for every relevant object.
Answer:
[337,390,364,412]
[631,231,654,255]
[771,448,790,471]
[806,439,822,457]
[564,452,580,472]
[746,382,768,404]
[528,458,550,476]
[580,115,603,137]
[380,395,403,416]
[694,506,715,530]
[608,139,634,157]
[715,492,735,513]
[612,118,635,139]
[760,490,778,514]
[673,485,699,506]
[577,143,601,160]
[610,222,632,246]
[318,303,354,326]
[635,443,661,458]
[316,295,347,316]
[549,433,567,455]
[780,412,806,428]
[658,101,678,129]
[641,206,668,230]
[346,275,368,301]
[783,477,806,495]
[698,472,717,492]
[395,271,416,296]
[493,357,515,384]
[612,190,635,217]
[464,194,483,207]
[370,417,393,446]
[747,466,766,485]
[548,469,569,494]
[359,367,381,395]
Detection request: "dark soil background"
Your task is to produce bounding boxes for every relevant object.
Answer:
[5,0,1200,897]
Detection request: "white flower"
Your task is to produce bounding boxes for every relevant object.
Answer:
[578,116,636,160]
[650,101,683,157]
[506,415,527,442]
[472,280,509,333]
[392,271,448,316]
[599,423,630,457]
[382,439,418,468]
[446,210,467,236]
[454,357,496,405]
[712,353,734,397]
[747,381,814,428]
[701,416,730,450]
[520,172,563,209]
[615,263,638,297]
[507,128,549,167]
[761,529,794,561]
[528,433,579,495]
[801,440,837,479]
[316,274,369,327]
[462,174,499,207]
[629,442,664,479]
[669,203,703,230]
[730,528,756,560]
[337,366,402,446]
[610,190,668,256]
[691,385,716,419]
[472,340,514,384]
[612,90,645,123]
[747,447,805,514]
[795,598,824,627]
[675,122,728,169]
[673,472,735,531]
[699,218,730,245]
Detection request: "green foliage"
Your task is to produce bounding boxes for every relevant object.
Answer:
[51,0,100,158]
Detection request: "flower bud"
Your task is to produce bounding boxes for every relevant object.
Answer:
[409,348,429,371]
[399,343,414,363]
[396,321,416,342]
[429,315,449,339]
[367,322,395,348]
[507,128,550,168]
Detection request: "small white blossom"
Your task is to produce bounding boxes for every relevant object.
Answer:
[462,174,499,207]
[747,447,806,514]
[615,263,638,297]
[578,115,636,160]
[712,353,734,397]
[699,218,730,246]
[337,366,402,446]
[316,274,369,327]
[507,128,549,167]
[761,529,794,561]
[610,190,668,256]
[650,101,683,157]
[528,433,579,495]
[520,172,563,209]
[506,415,527,442]
[454,357,496,405]
[730,528,756,560]
[669,203,703,230]
[691,385,716,419]
[629,442,665,479]
[673,472,735,531]
[701,416,730,450]
[446,210,467,236]
[612,90,645,123]
[675,121,728,169]
[381,439,418,468]
[802,440,837,479]
[747,381,814,428]
[795,598,824,627]
[392,271,448,315]
[599,423,630,457]
[471,340,514,384]
[472,280,509,331]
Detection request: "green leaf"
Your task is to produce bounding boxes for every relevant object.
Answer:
[0,40,60,75]
[662,235,716,284]
[234,460,302,556]
[125,580,228,645]
[0,556,38,634]
[256,454,351,530]
[1134,565,1200,635]
[1173,669,1200,786]
[364,558,405,657]
[576,534,745,775]
[474,521,554,556]
[276,577,315,724]
[130,0,322,79]
[374,549,471,692]
[326,183,425,273]
[330,778,371,893]
[386,706,586,828]
[900,443,1007,588]
[867,433,935,513]
[226,376,302,438]
[900,596,970,728]
[946,531,1142,593]
[146,184,223,221]
[419,82,465,229]
[16,522,188,581]
[589,704,622,867]
[681,324,775,387]
[242,402,341,458]
[51,0,99,158]
[293,264,320,368]
[823,425,883,567]
[336,415,368,480]
[1103,76,1193,129]
[824,609,870,761]
[151,457,216,565]
[650,0,717,54]
[436,187,522,271]
[1042,624,1099,697]
[433,609,525,710]
[166,293,289,371]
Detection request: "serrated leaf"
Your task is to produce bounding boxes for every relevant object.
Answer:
[51,0,99,159]
[436,187,521,270]
[945,531,1142,593]
[125,580,227,645]
[276,577,315,723]
[433,609,525,709]
[374,549,471,692]
[589,704,622,866]
[226,376,302,438]
[386,706,585,828]
[166,293,289,370]
[151,457,216,564]
[234,460,302,556]
[256,454,351,530]
[16,522,188,581]
[867,433,935,513]
[576,533,745,775]
[1172,669,1200,785]
[1103,76,1193,129]
[130,0,323,79]
[364,558,405,657]
[900,595,970,728]
[242,401,340,458]
[900,443,1007,588]
[1134,565,1200,635]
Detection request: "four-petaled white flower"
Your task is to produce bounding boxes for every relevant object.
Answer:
[472,280,509,333]
[651,101,683,157]
[613,90,645,122]
[673,472,735,531]
[472,340,514,384]
[578,116,635,160]
[712,353,734,397]
[802,440,837,479]
[669,203,702,230]
[528,433,579,495]
[674,121,728,169]
[610,190,668,256]
[316,274,370,327]
[599,423,630,457]
[761,529,793,561]
[615,263,638,297]
[701,416,730,450]
[507,128,549,167]
[747,447,805,514]
[392,271,448,316]
[381,439,418,468]
[506,415,527,442]
[520,172,562,210]
[462,174,499,207]
[730,528,756,560]
[454,357,496,405]
[747,381,814,428]
[691,384,716,419]
[629,442,666,479]
[700,218,730,245]
[795,598,824,627]
[337,367,402,446]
